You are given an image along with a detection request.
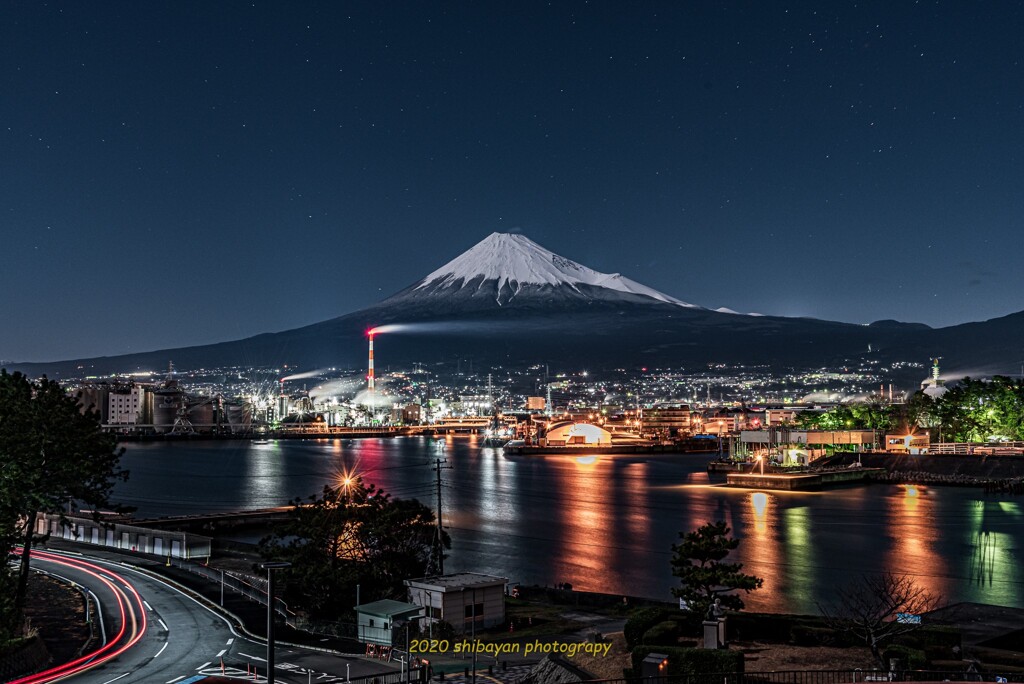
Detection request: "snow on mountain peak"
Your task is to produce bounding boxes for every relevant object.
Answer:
[415,232,699,307]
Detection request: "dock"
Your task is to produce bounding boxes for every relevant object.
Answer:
[726,468,885,490]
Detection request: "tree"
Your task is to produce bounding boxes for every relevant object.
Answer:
[259,478,448,619]
[0,370,129,637]
[818,572,941,667]
[670,520,763,618]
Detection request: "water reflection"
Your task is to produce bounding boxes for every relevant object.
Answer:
[965,499,1021,604]
[743,492,781,609]
[243,440,284,507]
[780,506,814,607]
[549,455,618,588]
[883,483,951,600]
[114,439,1024,611]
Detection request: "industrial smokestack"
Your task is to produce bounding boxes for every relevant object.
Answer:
[367,330,376,403]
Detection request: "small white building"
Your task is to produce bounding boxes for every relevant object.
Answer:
[405,572,507,633]
[354,599,423,646]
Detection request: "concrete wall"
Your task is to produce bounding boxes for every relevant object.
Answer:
[37,513,212,559]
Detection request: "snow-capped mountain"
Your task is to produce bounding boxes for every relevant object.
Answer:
[11,230,1024,382]
[396,232,699,308]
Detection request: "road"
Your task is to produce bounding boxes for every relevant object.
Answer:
[16,549,400,684]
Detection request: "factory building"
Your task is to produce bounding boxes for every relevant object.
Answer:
[108,384,146,425]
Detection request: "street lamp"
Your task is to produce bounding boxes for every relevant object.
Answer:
[405,613,425,684]
[461,586,478,684]
[261,561,291,684]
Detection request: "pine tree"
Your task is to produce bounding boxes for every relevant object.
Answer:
[670,520,763,618]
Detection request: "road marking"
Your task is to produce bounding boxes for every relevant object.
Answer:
[101,674,130,684]
[197,661,212,670]
[239,652,266,662]
[143,600,153,611]
[226,637,234,645]
[101,574,116,582]
[158,618,169,631]
[166,677,185,683]
[216,648,227,657]
[155,642,169,658]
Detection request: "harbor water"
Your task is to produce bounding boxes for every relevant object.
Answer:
[113,435,1024,613]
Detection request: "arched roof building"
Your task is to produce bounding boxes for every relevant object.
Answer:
[544,421,612,446]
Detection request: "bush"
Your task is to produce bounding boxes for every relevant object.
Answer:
[642,620,682,647]
[624,607,672,649]
[895,625,961,660]
[632,646,744,676]
[791,625,837,647]
[726,612,809,643]
[881,645,927,670]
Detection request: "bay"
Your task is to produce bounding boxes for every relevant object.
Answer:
[113,435,1024,613]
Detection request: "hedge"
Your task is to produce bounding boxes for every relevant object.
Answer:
[643,620,682,647]
[881,645,927,670]
[632,646,744,676]
[624,607,673,649]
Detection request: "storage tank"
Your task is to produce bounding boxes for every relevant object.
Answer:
[187,399,216,432]
[224,400,253,434]
[152,387,184,434]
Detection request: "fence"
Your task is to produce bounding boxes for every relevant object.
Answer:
[584,671,1024,684]
[165,556,361,641]
[166,556,294,622]
[930,442,1024,455]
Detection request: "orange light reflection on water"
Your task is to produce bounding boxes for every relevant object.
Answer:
[742,491,781,610]
[885,484,951,600]
[546,454,649,592]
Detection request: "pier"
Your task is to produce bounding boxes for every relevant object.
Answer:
[726,467,885,491]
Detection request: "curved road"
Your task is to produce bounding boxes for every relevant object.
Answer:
[19,549,397,684]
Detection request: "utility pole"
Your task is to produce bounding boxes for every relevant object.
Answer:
[432,458,452,575]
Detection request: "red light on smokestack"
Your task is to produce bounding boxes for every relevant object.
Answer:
[367,329,376,399]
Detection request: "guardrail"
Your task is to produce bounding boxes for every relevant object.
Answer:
[166,556,361,639]
[582,671,1022,684]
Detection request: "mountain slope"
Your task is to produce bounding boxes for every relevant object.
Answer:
[7,232,1024,381]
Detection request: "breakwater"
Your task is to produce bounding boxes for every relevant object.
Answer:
[821,452,1024,492]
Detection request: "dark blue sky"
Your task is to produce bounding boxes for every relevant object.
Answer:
[3,2,1022,362]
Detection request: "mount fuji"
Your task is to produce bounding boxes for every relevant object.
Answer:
[9,232,1024,382]
[378,232,703,313]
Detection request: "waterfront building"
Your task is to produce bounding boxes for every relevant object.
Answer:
[542,421,612,446]
[642,404,691,438]
[108,384,145,426]
[738,428,876,464]
[885,432,930,454]
[405,573,507,633]
[77,383,110,422]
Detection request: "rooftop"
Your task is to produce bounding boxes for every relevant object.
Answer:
[354,599,423,618]
[405,572,508,590]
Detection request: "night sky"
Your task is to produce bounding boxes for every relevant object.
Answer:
[3,2,1023,362]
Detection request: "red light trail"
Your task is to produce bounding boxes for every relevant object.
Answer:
[10,549,149,684]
